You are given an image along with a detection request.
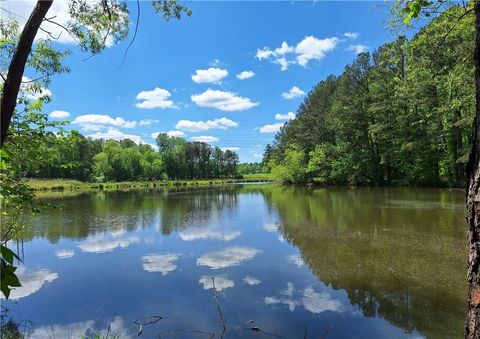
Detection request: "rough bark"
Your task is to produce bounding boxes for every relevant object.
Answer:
[0,0,53,147]
[465,1,480,338]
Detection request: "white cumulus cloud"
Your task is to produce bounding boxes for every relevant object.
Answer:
[275,57,290,71]
[256,47,276,60]
[275,112,296,120]
[175,117,238,132]
[136,87,176,109]
[282,86,305,99]
[295,36,339,67]
[191,136,219,143]
[348,44,369,54]
[275,41,294,55]
[151,130,186,139]
[344,32,359,39]
[139,119,159,126]
[236,70,255,80]
[49,110,70,119]
[19,76,52,100]
[73,114,137,131]
[259,123,284,134]
[191,89,258,111]
[192,67,228,83]
[256,36,338,70]
[86,128,146,145]
[167,130,186,138]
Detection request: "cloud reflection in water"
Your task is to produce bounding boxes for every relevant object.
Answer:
[55,249,75,259]
[199,276,235,291]
[197,246,261,269]
[5,267,58,300]
[78,233,140,253]
[142,253,181,275]
[179,228,241,242]
[265,282,344,314]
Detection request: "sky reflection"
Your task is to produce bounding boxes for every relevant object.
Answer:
[196,246,262,269]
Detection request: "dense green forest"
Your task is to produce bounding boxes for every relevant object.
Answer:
[263,6,475,187]
[15,131,242,182]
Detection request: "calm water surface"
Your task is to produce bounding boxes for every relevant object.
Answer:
[2,185,467,338]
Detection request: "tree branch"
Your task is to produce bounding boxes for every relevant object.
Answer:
[38,26,61,40]
[21,75,48,84]
[118,0,140,68]
[81,0,113,62]
[43,17,79,43]
[102,0,113,46]
[1,0,53,147]
[436,7,474,49]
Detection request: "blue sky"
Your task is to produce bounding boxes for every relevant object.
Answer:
[8,1,396,162]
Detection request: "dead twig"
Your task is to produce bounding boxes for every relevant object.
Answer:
[134,315,162,336]
[118,0,140,68]
[211,277,227,338]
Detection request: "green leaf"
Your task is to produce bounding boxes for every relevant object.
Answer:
[3,269,21,287]
[0,245,21,265]
[1,283,11,299]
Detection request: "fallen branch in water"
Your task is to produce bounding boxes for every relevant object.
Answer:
[211,277,227,338]
[134,315,162,336]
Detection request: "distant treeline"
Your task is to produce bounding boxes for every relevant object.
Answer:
[263,6,474,187]
[18,131,250,182]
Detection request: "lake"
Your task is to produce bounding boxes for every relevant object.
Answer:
[2,185,467,338]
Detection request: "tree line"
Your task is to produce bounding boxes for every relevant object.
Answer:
[263,5,475,187]
[17,131,240,182]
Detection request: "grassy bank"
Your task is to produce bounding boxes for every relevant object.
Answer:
[27,175,276,192]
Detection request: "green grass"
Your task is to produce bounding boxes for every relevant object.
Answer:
[242,173,276,181]
[27,179,85,191]
[27,176,274,192]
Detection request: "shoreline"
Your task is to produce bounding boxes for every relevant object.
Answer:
[27,176,275,192]
[26,176,465,193]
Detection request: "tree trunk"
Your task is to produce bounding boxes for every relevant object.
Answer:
[465,1,480,338]
[0,0,53,148]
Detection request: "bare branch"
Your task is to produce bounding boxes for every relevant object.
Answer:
[102,0,113,46]
[435,7,474,49]
[0,7,27,20]
[82,0,114,62]
[1,0,53,146]
[118,0,140,68]
[43,17,79,43]
[211,277,226,338]
[21,75,48,83]
[81,53,96,62]
[38,26,61,40]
